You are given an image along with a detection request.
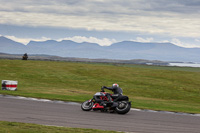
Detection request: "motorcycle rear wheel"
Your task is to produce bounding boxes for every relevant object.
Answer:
[115,101,131,114]
[81,100,94,111]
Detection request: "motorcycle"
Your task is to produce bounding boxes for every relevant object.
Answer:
[81,89,131,114]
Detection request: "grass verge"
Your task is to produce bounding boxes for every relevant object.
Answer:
[0,121,120,133]
[0,59,200,113]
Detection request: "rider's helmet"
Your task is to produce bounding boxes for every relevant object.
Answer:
[112,83,119,89]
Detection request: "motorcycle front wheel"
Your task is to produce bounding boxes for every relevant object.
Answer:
[81,100,94,111]
[115,101,131,114]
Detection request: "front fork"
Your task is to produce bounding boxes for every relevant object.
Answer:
[88,98,95,103]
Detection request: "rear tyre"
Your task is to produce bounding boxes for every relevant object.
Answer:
[81,100,94,111]
[115,101,131,114]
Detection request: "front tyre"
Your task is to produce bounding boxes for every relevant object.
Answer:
[81,100,94,111]
[115,101,131,114]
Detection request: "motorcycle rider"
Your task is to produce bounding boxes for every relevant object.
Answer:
[102,83,123,96]
[94,83,123,107]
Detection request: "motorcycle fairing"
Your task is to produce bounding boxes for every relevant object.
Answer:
[92,103,104,109]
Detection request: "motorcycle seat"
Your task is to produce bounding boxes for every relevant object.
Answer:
[111,95,129,101]
[111,94,119,99]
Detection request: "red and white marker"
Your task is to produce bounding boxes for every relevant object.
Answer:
[2,80,18,91]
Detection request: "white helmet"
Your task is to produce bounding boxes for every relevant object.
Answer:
[112,83,119,88]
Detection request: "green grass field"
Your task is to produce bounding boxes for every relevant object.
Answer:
[0,121,119,133]
[0,59,200,113]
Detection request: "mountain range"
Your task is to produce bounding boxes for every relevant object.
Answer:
[0,36,199,62]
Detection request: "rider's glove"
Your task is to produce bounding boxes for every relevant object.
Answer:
[101,87,105,92]
[101,90,105,92]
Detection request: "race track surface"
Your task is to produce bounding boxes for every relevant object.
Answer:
[0,96,200,133]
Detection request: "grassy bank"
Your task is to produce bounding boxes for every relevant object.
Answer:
[0,121,119,133]
[0,59,200,113]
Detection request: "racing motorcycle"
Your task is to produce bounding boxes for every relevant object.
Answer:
[81,89,131,114]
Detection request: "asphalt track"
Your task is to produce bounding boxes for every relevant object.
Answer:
[0,96,200,133]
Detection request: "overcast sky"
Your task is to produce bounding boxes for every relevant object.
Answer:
[0,0,200,47]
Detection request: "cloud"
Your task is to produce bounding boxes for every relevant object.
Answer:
[131,37,154,43]
[4,35,116,46]
[0,0,200,39]
[132,37,200,48]
[195,39,200,42]
[5,36,51,45]
[3,34,200,48]
[171,38,200,48]
[58,36,117,46]
[171,38,182,47]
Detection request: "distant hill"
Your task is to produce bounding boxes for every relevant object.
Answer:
[0,36,200,62]
[0,53,169,66]
[0,36,27,54]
